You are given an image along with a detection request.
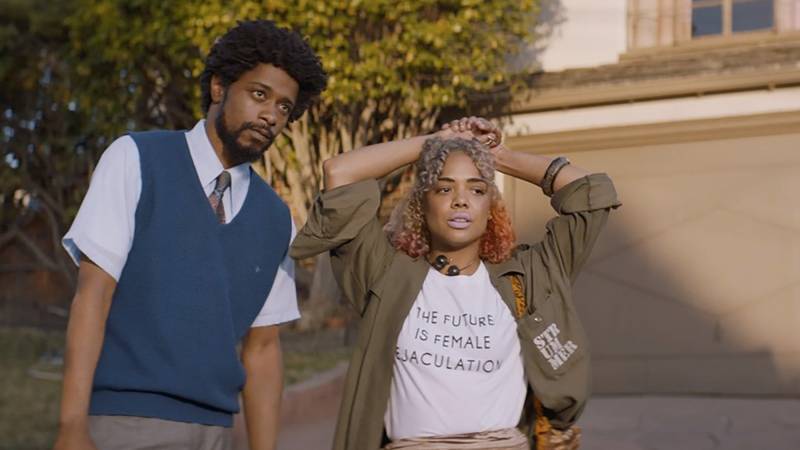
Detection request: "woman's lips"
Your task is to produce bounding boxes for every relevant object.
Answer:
[447,213,472,230]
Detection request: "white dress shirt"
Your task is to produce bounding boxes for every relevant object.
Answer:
[63,120,300,327]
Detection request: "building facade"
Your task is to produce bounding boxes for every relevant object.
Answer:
[506,0,800,394]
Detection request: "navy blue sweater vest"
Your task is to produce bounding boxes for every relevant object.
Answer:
[89,130,291,426]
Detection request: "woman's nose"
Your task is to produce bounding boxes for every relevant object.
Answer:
[452,193,468,208]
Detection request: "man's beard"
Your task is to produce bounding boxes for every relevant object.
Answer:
[214,107,275,166]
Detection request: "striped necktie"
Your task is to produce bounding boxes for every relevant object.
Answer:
[208,171,231,224]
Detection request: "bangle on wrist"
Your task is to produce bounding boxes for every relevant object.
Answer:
[541,156,570,196]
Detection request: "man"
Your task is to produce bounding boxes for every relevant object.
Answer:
[53,20,327,450]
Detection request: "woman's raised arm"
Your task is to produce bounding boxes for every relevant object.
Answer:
[445,116,590,194]
[322,124,492,190]
[322,135,432,190]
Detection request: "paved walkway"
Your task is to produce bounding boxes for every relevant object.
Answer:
[579,396,800,450]
[276,395,800,450]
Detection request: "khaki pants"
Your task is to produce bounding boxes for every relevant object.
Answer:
[88,416,233,450]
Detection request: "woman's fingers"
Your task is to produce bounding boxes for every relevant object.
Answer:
[473,117,497,134]
[465,117,502,147]
[439,117,502,148]
[473,133,496,148]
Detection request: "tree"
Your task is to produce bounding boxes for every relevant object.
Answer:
[66,0,539,327]
[2,0,539,320]
[0,0,87,291]
[67,0,539,221]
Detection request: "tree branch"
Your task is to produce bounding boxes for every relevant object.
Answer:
[13,226,61,272]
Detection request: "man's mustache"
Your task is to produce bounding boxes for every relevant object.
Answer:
[242,123,275,142]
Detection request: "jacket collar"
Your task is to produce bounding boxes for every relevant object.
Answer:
[487,257,526,317]
[486,256,525,280]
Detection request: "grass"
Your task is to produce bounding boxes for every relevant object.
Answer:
[281,326,353,385]
[0,327,64,450]
[283,347,351,385]
[0,326,351,449]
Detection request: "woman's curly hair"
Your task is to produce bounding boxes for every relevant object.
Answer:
[384,137,516,264]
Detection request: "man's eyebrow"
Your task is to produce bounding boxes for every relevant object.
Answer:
[248,81,272,91]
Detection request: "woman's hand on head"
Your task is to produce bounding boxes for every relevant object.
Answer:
[440,116,502,150]
[436,122,474,141]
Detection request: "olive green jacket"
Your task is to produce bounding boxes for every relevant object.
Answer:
[290,174,620,450]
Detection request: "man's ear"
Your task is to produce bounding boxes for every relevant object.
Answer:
[210,74,226,104]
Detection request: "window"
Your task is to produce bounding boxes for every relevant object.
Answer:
[628,0,798,50]
[692,1,724,37]
[732,0,775,31]
[692,0,775,37]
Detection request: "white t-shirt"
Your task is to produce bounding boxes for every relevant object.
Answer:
[385,263,527,440]
[62,120,300,327]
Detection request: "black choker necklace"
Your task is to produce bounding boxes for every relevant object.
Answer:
[430,254,479,276]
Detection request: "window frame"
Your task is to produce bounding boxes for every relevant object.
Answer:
[626,0,798,54]
[691,0,776,39]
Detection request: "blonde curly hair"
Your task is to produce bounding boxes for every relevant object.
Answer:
[384,137,516,263]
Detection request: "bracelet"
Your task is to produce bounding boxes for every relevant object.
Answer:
[541,156,570,196]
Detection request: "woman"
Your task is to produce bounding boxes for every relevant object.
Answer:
[290,117,620,450]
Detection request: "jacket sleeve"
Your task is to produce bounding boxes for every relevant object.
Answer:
[290,179,395,315]
[521,173,621,286]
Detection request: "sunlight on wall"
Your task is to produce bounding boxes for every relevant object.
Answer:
[507,133,800,394]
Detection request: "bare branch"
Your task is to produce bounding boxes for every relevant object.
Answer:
[0,227,19,249]
[13,227,60,272]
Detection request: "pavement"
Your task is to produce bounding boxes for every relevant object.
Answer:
[576,396,800,450]
[238,364,800,450]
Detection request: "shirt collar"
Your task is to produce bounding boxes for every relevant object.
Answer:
[185,119,250,189]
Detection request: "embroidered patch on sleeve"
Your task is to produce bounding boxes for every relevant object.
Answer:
[533,323,578,370]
